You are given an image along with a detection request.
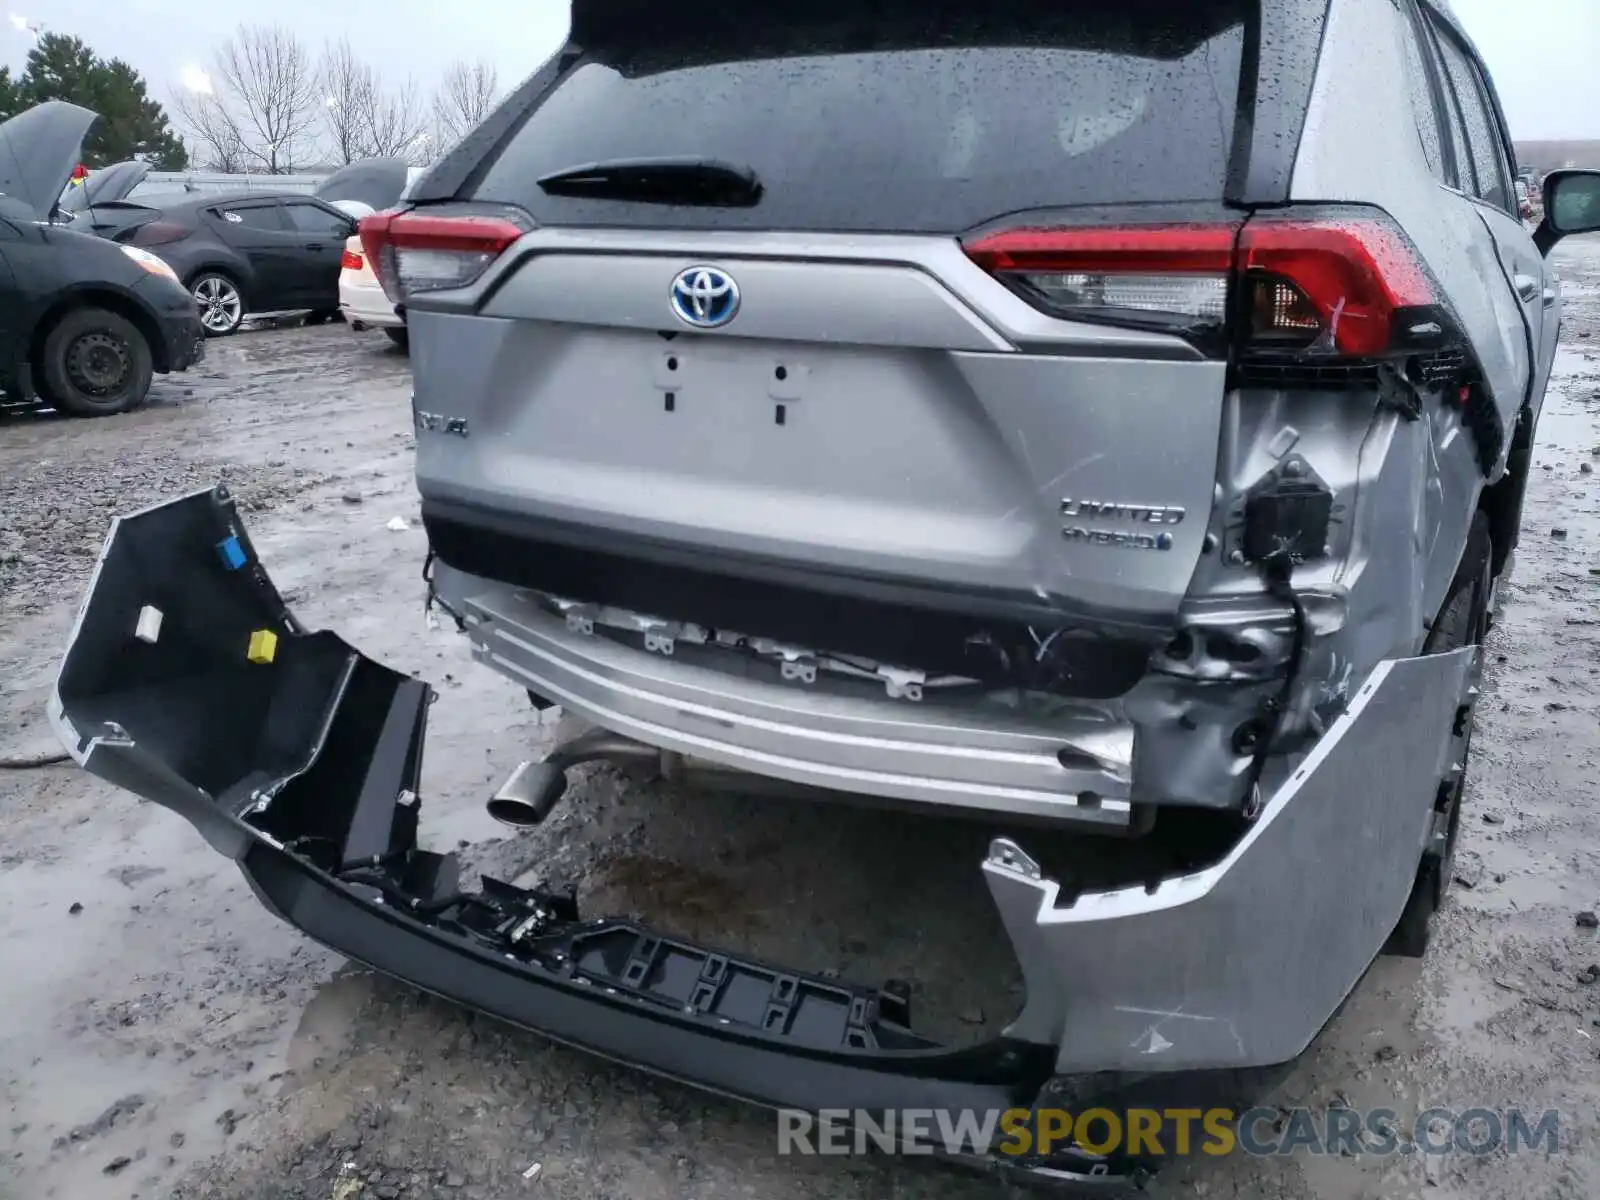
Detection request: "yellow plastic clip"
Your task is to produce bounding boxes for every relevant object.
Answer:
[246,629,279,665]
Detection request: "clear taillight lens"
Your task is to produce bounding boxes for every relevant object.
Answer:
[964,224,1237,332]
[358,212,524,304]
[1020,272,1228,322]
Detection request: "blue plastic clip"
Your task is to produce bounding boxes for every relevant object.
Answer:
[216,536,247,571]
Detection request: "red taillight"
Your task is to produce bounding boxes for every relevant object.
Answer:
[1238,218,1434,358]
[964,225,1238,275]
[963,211,1439,359]
[341,248,364,271]
[127,221,192,247]
[358,212,524,303]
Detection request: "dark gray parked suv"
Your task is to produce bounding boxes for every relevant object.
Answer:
[64,159,411,335]
[50,0,1600,1185]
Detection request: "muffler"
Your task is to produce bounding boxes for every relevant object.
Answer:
[486,728,658,828]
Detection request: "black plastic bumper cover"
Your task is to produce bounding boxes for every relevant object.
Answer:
[163,313,206,372]
[52,486,1180,1183]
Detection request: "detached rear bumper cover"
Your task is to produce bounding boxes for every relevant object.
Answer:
[49,488,1473,1179]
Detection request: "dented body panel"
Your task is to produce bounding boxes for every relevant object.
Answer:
[393,0,1549,826]
[411,296,1485,821]
[989,645,1474,1071]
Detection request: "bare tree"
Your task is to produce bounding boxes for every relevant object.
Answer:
[318,39,429,165]
[174,87,247,172]
[319,37,376,165]
[432,59,499,149]
[358,75,428,161]
[185,25,320,173]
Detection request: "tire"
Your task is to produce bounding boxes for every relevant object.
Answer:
[191,272,245,337]
[384,327,409,352]
[38,307,154,417]
[1387,513,1491,958]
[1488,417,1533,582]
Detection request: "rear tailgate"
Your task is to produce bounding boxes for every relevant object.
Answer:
[402,0,1255,632]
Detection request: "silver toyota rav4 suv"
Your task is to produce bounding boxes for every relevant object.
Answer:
[52,0,1600,1184]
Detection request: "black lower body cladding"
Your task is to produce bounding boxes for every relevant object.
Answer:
[161,308,206,372]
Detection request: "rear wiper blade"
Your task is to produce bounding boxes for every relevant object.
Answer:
[536,157,763,207]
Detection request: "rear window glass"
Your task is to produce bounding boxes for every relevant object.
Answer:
[469,1,1249,234]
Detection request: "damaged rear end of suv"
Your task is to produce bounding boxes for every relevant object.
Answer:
[52,0,1593,1187]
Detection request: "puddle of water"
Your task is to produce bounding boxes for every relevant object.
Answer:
[1422,966,1531,1043]
[1552,344,1598,376]
[0,790,342,1199]
[282,970,373,1084]
[0,817,215,1047]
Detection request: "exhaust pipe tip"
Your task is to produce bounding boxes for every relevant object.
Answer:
[487,760,568,828]
[486,796,552,828]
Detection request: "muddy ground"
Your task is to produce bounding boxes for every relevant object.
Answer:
[4,239,1600,1200]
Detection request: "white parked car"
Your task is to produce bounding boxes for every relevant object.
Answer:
[339,226,407,347]
[338,168,423,350]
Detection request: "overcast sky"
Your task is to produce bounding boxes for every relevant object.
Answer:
[4,0,1596,142]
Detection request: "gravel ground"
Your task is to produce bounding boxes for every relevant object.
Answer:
[3,241,1600,1200]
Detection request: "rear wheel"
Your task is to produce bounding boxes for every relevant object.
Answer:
[191,272,244,337]
[1387,513,1491,957]
[384,327,409,351]
[38,307,155,417]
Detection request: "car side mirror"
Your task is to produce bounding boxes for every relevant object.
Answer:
[1534,169,1600,256]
